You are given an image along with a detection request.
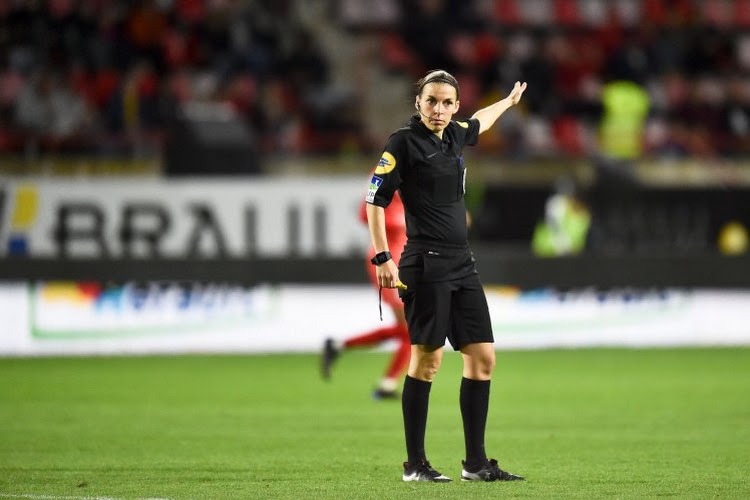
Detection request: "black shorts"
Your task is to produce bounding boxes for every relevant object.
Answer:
[398,241,494,350]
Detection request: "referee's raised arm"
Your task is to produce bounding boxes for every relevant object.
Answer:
[471,81,527,134]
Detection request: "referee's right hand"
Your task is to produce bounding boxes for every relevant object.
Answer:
[376,259,401,289]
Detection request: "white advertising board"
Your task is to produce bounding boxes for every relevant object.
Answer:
[1,283,749,356]
[0,177,371,258]
[4,282,388,356]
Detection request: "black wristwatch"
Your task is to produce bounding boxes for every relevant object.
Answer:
[370,251,392,266]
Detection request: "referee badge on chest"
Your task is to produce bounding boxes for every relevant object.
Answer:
[366,175,383,203]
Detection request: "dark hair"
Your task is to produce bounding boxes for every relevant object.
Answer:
[416,70,460,99]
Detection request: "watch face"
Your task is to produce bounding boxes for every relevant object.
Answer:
[372,252,390,265]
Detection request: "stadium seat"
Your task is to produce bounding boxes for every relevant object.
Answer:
[380,33,418,73]
[703,0,732,27]
[735,0,750,27]
[552,115,585,155]
[554,0,582,26]
[494,0,522,26]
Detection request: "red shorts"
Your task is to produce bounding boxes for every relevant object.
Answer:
[366,232,407,309]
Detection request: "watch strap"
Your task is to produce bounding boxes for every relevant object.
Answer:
[370,251,392,266]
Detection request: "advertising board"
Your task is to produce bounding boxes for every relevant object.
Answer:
[1,283,748,356]
[0,178,371,258]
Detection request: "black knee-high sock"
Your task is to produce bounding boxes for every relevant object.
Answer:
[402,375,432,464]
[460,377,490,470]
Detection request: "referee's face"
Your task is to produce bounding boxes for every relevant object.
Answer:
[416,82,460,136]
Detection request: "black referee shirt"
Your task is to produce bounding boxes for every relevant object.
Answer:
[366,115,480,245]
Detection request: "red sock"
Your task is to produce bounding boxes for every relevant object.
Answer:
[344,325,403,348]
[384,323,411,379]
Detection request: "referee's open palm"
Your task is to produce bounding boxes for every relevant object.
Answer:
[508,81,527,106]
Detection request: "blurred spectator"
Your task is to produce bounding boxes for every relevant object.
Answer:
[14,70,54,138]
[598,79,649,161]
[376,0,750,162]
[3,0,750,165]
[532,175,591,257]
[720,76,750,157]
[14,68,93,156]
[126,0,168,73]
[400,0,454,71]
[104,61,160,135]
[0,0,365,162]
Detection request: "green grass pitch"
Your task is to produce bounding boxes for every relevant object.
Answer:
[1,347,749,499]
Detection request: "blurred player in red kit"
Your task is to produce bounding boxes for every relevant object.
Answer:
[321,190,409,399]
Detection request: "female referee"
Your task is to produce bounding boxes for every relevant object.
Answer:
[365,69,527,483]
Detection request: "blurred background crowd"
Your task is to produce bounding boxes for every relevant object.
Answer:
[3,0,750,168]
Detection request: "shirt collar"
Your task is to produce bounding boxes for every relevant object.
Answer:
[410,115,452,145]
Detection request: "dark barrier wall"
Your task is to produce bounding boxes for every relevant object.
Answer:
[477,185,750,253]
[2,251,750,288]
[164,103,260,176]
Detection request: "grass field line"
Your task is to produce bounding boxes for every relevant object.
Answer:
[0,494,171,500]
